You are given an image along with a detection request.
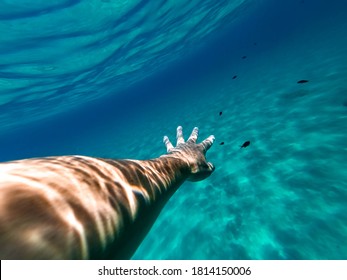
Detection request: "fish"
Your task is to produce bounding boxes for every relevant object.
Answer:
[240,141,250,149]
[297,80,309,84]
[242,56,247,59]
[220,142,224,145]
[232,75,237,79]
[219,111,223,116]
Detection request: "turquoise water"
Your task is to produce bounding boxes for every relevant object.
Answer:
[1,0,347,259]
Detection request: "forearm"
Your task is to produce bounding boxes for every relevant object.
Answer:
[129,156,190,198]
[0,155,191,260]
[0,126,214,260]
[101,156,191,259]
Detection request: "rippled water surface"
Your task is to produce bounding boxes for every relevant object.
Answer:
[0,0,253,132]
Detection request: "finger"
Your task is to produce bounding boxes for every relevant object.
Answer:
[163,136,174,152]
[200,135,215,152]
[187,161,215,182]
[207,162,215,172]
[176,126,185,145]
[187,127,199,143]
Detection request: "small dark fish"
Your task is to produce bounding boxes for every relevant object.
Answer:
[232,75,237,79]
[242,56,247,59]
[253,42,257,46]
[297,80,309,84]
[220,142,225,145]
[240,141,251,149]
[219,111,223,116]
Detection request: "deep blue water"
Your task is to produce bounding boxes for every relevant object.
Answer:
[1,0,347,259]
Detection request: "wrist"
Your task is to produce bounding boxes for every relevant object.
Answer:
[158,154,192,178]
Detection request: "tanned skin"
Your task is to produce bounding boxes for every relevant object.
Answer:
[0,126,215,259]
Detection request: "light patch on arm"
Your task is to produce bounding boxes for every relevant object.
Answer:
[132,186,151,204]
[64,210,88,259]
[127,159,170,195]
[121,183,138,220]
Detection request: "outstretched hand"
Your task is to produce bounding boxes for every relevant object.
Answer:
[162,126,215,181]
